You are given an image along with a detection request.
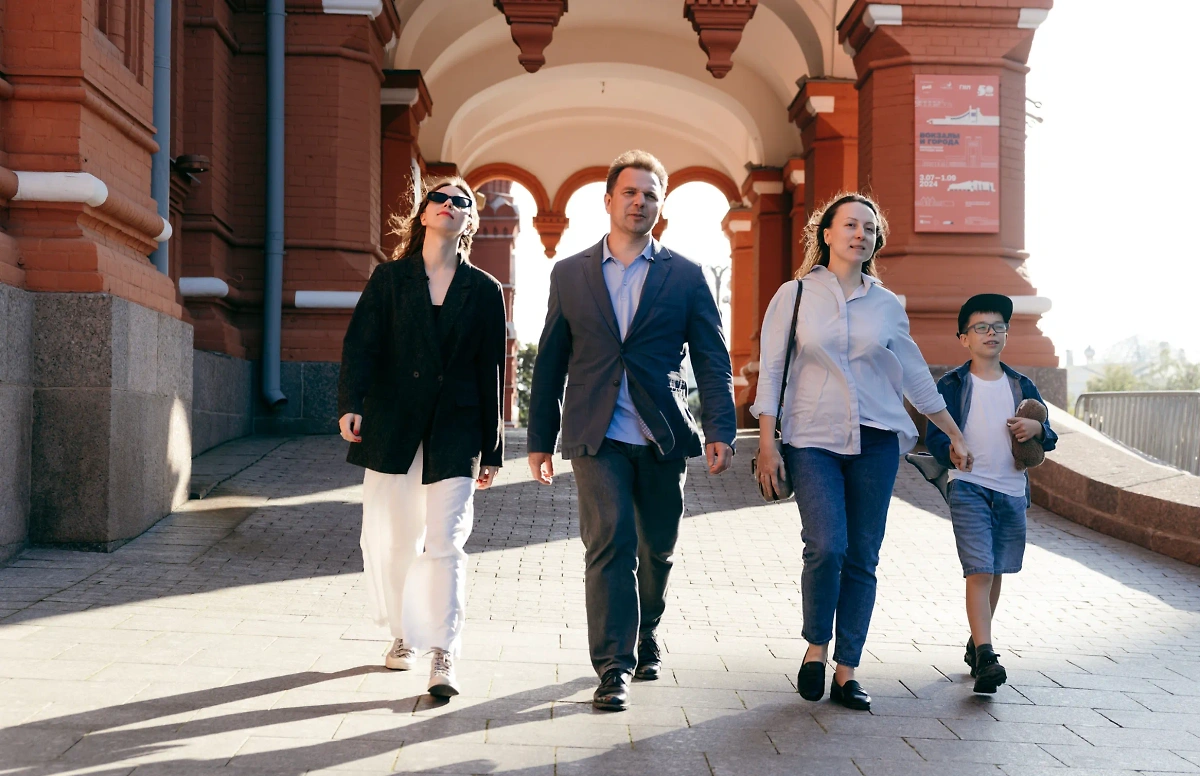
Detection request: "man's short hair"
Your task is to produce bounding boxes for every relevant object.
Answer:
[606,150,669,195]
[958,293,1013,334]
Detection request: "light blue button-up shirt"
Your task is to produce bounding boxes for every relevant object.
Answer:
[750,266,946,455]
[601,236,655,445]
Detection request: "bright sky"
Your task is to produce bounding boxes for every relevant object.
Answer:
[506,0,1200,364]
[1026,0,1200,363]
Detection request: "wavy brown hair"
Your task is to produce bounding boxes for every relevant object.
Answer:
[794,192,889,280]
[387,176,483,262]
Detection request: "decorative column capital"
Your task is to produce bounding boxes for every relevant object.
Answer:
[494,0,569,73]
[684,0,758,79]
[739,166,784,209]
[381,70,433,124]
[721,206,753,239]
[788,78,858,150]
[837,0,1052,66]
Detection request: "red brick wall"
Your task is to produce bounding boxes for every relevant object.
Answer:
[1,0,178,316]
[844,0,1057,367]
[180,3,397,362]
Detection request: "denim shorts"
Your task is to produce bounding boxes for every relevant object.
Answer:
[947,479,1027,577]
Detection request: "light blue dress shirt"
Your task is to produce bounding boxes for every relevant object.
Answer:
[601,236,655,445]
[750,266,946,455]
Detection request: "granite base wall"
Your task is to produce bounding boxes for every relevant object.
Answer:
[193,350,254,456]
[254,360,340,435]
[0,284,34,564]
[29,294,193,550]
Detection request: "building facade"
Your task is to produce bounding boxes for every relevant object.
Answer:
[0,0,1061,561]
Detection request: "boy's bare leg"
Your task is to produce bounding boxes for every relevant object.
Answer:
[966,573,995,646]
[990,574,1003,617]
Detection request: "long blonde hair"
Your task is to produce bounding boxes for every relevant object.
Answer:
[794,192,889,280]
[386,176,482,262]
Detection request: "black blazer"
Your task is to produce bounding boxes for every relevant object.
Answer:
[527,238,737,460]
[337,253,507,482]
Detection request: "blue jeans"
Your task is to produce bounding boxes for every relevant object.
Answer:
[784,426,900,668]
[947,479,1027,577]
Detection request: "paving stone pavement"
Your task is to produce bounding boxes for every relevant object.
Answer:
[4,431,1200,775]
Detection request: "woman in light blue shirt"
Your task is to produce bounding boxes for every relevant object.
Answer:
[752,193,972,711]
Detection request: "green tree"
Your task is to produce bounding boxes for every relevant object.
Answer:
[515,343,538,427]
[1086,364,1143,393]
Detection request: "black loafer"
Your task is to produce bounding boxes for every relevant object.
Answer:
[593,668,630,711]
[797,661,826,701]
[830,677,871,711]
[973,646,1007,694]
[634,637,662,681]
[965,636,977,677]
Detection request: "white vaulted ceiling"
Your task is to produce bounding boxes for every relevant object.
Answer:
[391,0,856,194]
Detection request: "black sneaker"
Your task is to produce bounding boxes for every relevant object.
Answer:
[964,636,976,677]
[973,644,1007,694]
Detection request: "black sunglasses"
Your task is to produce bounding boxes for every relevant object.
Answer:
[427,190,473,209]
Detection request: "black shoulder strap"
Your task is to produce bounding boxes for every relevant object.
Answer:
[774,280,803,438]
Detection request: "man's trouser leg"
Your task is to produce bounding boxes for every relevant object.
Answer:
[631,446,687,640]
[572,440,640,678]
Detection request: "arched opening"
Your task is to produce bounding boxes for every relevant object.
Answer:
[660,181,734,330]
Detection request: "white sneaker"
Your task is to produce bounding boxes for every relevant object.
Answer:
[384,638,416,670]
[427,648,460,697]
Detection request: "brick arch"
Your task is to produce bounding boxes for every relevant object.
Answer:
[551,166,610,213]
[668,166,741,205]
[464,163,551,213]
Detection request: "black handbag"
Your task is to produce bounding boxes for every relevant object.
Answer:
[751,280,802,502]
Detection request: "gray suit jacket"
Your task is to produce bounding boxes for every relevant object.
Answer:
[527,238,737,460]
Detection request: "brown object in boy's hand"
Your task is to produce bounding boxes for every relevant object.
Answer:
[1010,398,1047,470]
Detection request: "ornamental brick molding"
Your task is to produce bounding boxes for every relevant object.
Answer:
[494,0,569,73]
[531,213,569,258]
[684,0,758,79]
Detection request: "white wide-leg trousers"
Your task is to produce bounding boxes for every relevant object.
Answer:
[360,444,475,656]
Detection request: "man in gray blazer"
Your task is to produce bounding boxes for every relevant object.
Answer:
[528,150,737,711]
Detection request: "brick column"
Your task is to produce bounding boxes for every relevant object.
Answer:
[0,0,194,552]
[783,158,806,275]
[790,78,858,221]
[840,0,1059,376]
[722,207,755,426]
[381,70,433,258]
[743,167,791,344]
[472,181,521,427]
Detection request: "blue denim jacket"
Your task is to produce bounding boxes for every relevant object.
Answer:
[925,360,1058,470]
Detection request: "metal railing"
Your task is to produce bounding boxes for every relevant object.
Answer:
[1074,391,1200,475]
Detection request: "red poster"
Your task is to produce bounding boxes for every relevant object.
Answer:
[914,75,1000,233]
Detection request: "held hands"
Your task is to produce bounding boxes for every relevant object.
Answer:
[339,413,362,443]
[949,434,974,473]
[528,452,555,485]
[1006,416,1043,444]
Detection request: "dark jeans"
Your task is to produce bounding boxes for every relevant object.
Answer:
[784,426,900,668]
[571,438,688,677]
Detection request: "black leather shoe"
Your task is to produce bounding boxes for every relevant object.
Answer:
[634,637,662,681]
[965,636,977,677]
[593,668,630,711]
[830,677,871,711]
[797,661,826,701]
[973,645,1007,694]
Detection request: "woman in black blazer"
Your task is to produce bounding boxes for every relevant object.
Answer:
[337,176,507,699]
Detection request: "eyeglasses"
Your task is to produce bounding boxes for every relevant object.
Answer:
[963,322,1009,335]
[427,190,473,209]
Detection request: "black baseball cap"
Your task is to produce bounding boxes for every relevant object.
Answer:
[958,293,1013,334]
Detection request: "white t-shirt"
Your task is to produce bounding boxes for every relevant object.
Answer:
[947,373,1026,498]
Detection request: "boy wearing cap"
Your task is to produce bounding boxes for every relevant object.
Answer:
[925,294,1057,693]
